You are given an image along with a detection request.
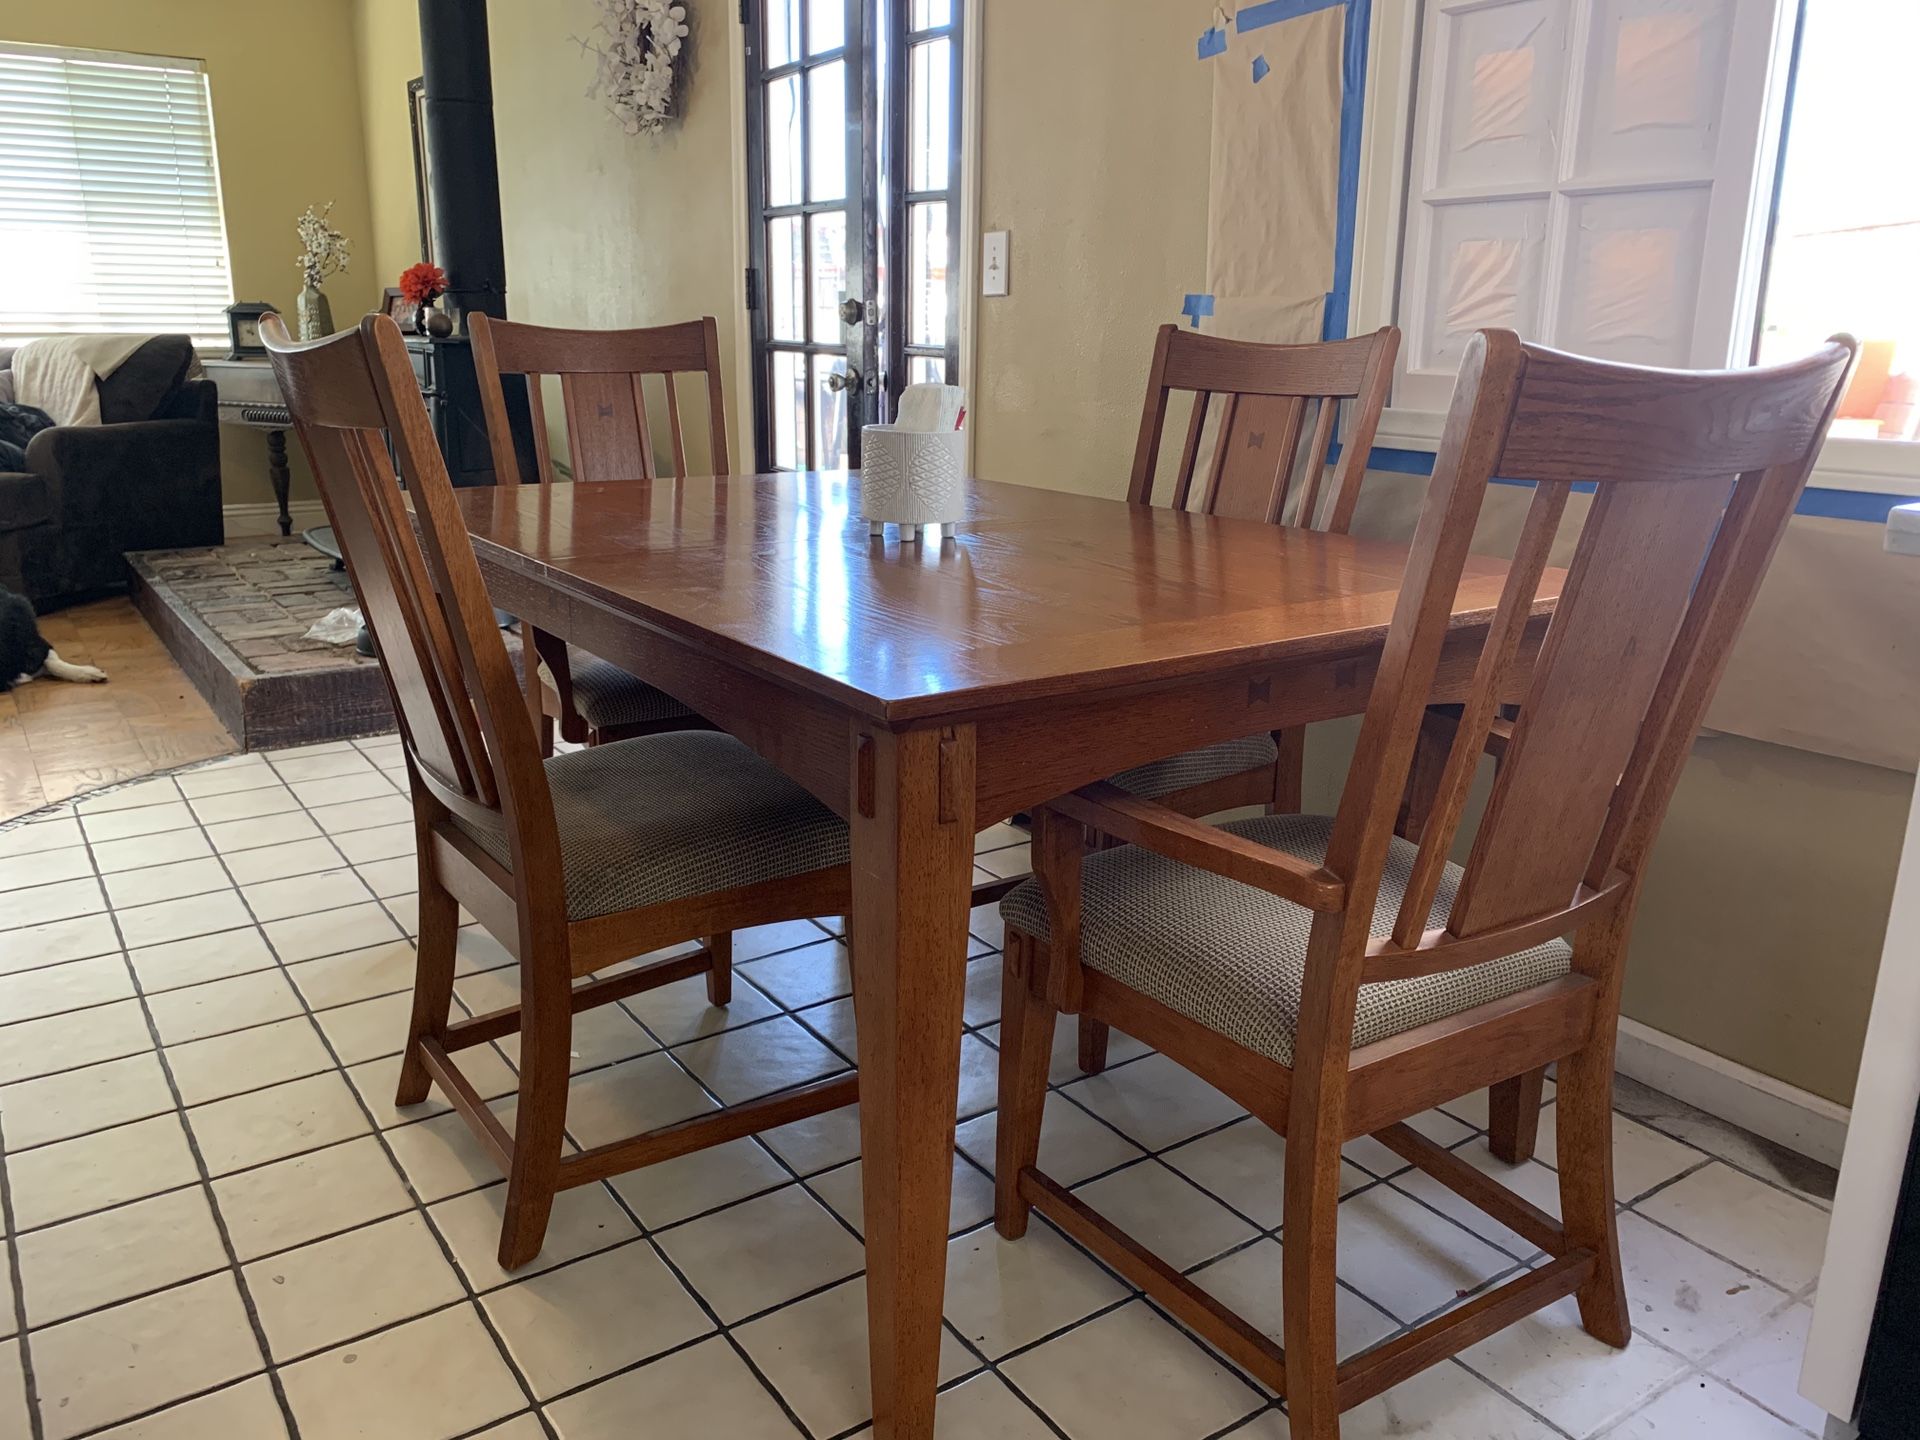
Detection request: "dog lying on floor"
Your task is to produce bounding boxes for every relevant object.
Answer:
[0,587,107,690]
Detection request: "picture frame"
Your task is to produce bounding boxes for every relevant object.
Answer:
[224,301,279,360]
[382,287,413,325]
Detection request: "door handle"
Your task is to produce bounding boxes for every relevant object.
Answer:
[825,367,862,394]
[839,297,867,325]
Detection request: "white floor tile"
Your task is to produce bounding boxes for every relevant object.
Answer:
[264,901,403,964]
[1331,1359,1562,1439]
[285,938,417,1010]
[737,937,852,1009]
[311,989,414,1064]
[385,1105,527,1204]
[760,1101,865,1176]
[166,1015,334,1106]
[1062,1053,1246,1151]
[206,811,324,854]
[957,1095,1146,1186]
[115,889,252,950]
[90,1376,288,1440]
[735,1275,974,1436]
[654,1183,866,1324]
[89,829,215,876]
[188,784,299,826]
[186,1070,370,1176]
[129,925,277,994]
[1000,1300,1264,1440]
[430,1180,638,1292]
[1603,1375,1807,1440]
[100,856,229,911]
[1534,1107,1707,1202]
[0,998,152,1085]
[482,1240,712,1399]
[545,1334,798,1440]
[74,777,181,815]
[1073,1159,1260,1270]
[0,912,120,978]
[0,1051,172,1151]
[609,1136,792,1230]
[1188,1237,1399,1364]
[0,953,131,1024]
[1332,1185,1520,1323]
[943,1219,1129,1359]
[29,1273,263,1440]
[146,966,303,1045]
[212,1133,415,1261]
[221,836,348,887]
[1459,1295,1690,1438]
[1161,1118,1370,1230]
[16,1186,228,1326]
[623,969,782,1046]
[7,1112,199,1230]
[242,867,374,923]
[346,1044,519,1129]
[0,845,93,894]
[1616,1212,1788,1359]
[1706,1301,1829,1434]
[278,1303,523,1440]
[244,1211,464,1360]
[1635,1163,1829,1293]
[79,802,196,844]
[0,876,105,932]
[564,1051,717,1150]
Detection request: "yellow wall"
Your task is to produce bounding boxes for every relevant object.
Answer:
[351,0,425,293]
[0,0,388,510]
[487,0,741,476]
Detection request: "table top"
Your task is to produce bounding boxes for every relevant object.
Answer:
[455,472,1542,724]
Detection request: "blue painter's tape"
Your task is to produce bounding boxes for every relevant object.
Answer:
[1252,54,1271,82]
[1330,444,1901,522]
[1197,26,1228,59]
[1323,0,1370,341]
[1182,293,1216,328]
[1236,0,1345,34]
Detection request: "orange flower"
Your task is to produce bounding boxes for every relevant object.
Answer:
[399,262,447,305]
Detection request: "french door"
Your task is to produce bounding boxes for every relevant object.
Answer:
[745,0,963,472]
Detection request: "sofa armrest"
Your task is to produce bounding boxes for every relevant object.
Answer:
[25,417,223,549]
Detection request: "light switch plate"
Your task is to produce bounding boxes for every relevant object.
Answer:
[982,231,1009,297]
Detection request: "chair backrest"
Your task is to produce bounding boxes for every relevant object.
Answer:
[1128,325,1400,532]
[470,313,730,485]
[262,313,557,874]
[1324,329,1855,972]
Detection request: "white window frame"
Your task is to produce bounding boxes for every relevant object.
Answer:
[1349,0,1920,496]
[0,41,236,351]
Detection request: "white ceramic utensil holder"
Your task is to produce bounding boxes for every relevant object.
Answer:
[859,423,966,541]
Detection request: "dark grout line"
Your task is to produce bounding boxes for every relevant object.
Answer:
[0,1114,48,1440]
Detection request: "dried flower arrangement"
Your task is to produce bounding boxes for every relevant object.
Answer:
[295,202,351,289]
[575,0,690,135]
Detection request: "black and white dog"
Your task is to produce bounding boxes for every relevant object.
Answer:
[0,587,106,690]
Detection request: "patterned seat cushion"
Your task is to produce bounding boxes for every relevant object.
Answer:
[1001,814,1571,1067]
[452,731,848,920]
[558,648,699,732]
[1109,734,1279,800]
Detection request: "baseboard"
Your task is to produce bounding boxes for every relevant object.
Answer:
[222,501,326,538]
[1615,1017,1850,1168]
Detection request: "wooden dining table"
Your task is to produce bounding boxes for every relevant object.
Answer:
[454,469,1551,1439]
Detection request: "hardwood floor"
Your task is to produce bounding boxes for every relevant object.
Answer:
[0,597,235,823]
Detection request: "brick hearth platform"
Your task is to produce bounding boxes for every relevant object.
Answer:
[127,539,393,750]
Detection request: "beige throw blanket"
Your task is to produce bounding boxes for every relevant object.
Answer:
[12,334,152,426]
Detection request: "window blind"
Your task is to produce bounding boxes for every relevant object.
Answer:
[0,43,234,350]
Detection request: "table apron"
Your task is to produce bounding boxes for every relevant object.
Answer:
[483,559,1543,830]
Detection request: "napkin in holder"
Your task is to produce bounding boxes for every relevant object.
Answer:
[859,384,967,541]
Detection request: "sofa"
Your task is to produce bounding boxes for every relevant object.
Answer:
[0,335,223,609]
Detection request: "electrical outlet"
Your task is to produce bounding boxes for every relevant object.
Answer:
[982,231,1009,297]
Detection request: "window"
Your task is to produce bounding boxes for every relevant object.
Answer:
[1359,1,1920,475]
[1756,3,1920,444]
[0,43,234,350]
[744,0,965,471]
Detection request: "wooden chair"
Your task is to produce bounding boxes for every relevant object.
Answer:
[1065,323,1399,1072]
[264,313,855,1269]
[994,329,1856,1438]
[471,313,730,753]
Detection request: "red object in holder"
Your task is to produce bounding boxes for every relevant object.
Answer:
[399,262,448,306]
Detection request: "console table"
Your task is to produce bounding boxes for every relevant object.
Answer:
[201,357,295,535]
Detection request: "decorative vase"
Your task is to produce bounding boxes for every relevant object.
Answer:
[859,423,968,540]
[295,283,333,341]
[411,302,431,336]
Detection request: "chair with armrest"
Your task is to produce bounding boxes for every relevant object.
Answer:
[470,313,730,753]
[264,312,855,1269]
[1062,323,1399,1074]
[993,328,1856,1438]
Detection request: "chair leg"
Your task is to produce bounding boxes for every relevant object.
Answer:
[1281,1121,1346,1438]
[535,708,555,759]
[705,931,733,1006]
[498,950,571,1271]
[394,863,458,1107]
[994,933,1057,1240]
[1556,1034,1630,1347]
[1271,725,1306,813]
[1488,1067,1547,1164]
[1075,1014,1110,1074]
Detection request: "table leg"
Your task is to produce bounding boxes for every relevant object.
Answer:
[267,429,292,537]
[850,724,976,1440]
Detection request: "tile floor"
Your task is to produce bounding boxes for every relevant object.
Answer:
[0,736,1838,1440]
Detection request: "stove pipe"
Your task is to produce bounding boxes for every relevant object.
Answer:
[416,0,508,323]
